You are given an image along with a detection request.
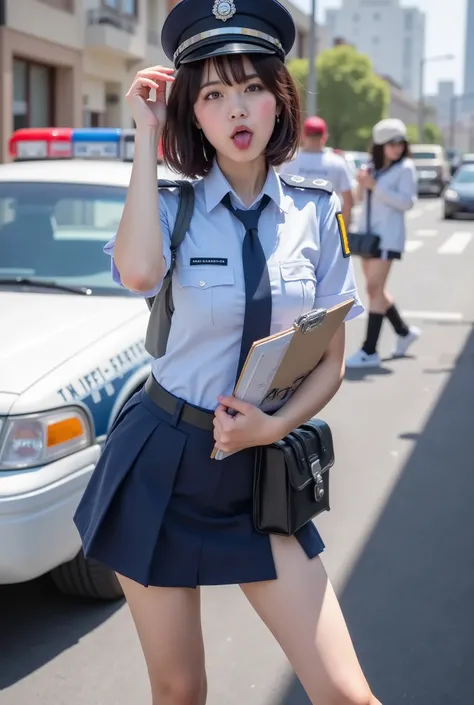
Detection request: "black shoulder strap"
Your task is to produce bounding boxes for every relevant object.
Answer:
[279,174,334,195]
[145,179,195,311]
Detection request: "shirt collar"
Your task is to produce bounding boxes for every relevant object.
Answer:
[204,159,289,214]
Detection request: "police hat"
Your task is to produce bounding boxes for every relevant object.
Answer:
[161,0,296,69]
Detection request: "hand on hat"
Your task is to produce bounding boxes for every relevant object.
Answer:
[125,65,175,133]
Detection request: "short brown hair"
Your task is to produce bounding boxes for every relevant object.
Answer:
[162,54,301,179]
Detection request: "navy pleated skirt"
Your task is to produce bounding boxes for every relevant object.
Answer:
[73,381,325,588]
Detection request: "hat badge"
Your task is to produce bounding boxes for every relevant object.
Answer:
[212,0,236,22]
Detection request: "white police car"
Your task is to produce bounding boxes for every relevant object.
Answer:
[0,127,178,600]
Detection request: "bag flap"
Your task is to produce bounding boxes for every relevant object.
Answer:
[285,421,334,491]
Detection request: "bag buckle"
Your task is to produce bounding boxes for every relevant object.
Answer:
[310,456,325,502]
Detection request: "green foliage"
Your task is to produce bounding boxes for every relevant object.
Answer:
[422,122,443,144]
[406,124,419,143]
[288,45,389,150]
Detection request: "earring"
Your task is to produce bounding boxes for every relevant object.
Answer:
[276,115,280,124]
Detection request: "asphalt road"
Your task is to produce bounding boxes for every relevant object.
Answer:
[1,197,473,705]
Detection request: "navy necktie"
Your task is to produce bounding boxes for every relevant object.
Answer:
[221,193,272,382]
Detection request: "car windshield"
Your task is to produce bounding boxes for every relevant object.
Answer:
[453,167,474,184]
[412,151,438,160]
[0,181,131,297]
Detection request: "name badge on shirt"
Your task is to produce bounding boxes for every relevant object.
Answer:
[190,257,228,266]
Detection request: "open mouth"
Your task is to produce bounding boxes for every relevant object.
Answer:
[231,126,254,151]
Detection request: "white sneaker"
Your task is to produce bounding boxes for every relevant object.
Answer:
[345,349,381,369]
[392,326,421,358]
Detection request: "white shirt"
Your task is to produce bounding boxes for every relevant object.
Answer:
[106,162,364,410]
[356,159,418,252]
[280,150,353,196]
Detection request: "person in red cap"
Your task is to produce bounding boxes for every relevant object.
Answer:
[280,116,354,227]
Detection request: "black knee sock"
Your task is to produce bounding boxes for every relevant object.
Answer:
[362,313,384,355]
[385,304,410,336]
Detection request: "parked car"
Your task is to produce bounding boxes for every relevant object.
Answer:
[411,144,451,196]
[443,164,474,219]
[0,127,181,601]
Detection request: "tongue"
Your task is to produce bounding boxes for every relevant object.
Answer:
[233,131,252,150]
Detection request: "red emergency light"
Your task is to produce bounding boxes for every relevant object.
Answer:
[9,128,73,161]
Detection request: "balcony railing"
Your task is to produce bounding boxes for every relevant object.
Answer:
[38,0,75,12]
[87,7,137,34]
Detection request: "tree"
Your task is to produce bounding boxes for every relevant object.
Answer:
[288,45,389,150]
[422,122,443,144]
[406,124,419,143]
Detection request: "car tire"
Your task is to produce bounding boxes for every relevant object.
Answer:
[50,550,124,601]
[443,210,454,220]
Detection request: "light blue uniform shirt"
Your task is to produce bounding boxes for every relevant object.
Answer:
[105,162,364,410]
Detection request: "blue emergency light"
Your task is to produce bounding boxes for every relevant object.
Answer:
[72,128,122,159]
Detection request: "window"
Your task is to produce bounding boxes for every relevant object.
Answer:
[121,0,137,15]
[13,59,54,132]
[0,182,129,296]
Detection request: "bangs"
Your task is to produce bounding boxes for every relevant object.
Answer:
[205,54,254,86]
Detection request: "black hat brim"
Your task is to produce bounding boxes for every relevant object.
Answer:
[179,41,275,65]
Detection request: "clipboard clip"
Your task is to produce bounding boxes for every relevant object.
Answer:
[294,308,327,334]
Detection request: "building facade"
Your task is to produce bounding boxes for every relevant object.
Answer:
[325,0,425,100]
[0,0,84,162]
[0,0,322,162]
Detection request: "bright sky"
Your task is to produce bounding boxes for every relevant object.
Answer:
[292,0,468,95]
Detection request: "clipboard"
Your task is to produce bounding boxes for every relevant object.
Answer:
[211,297,354,459]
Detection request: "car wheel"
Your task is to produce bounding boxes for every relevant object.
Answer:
[50,550,124,601]
[443,210,454,220]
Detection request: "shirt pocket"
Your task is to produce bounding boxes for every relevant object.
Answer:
[178,265,235,328]
[278,260,316,323]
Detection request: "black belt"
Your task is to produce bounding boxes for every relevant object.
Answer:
[144,375,215,432]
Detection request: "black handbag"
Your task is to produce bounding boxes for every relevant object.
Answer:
[253,419,335,536]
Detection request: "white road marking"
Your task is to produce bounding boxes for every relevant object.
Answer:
[437,232,473,254]
[405,240,423,252]
[407,209,423,220]
[415,229,438,237]
[402,310,464,322]
[358,310,464,323]
[423,202,441,212]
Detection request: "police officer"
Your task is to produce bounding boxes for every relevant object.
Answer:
[280,115,355,228]
[74,2,383,704]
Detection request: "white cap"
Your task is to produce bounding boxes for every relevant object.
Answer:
[372,118,407,145]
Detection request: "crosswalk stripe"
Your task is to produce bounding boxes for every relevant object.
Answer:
[405,240,423,252]
[415,229,438,237]
[437,232,473,254]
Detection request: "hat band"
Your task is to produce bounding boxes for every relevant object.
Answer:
[174,26,283,64]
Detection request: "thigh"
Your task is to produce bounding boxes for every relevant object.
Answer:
[240,536,372,705]
[362,258,393,291]
[116,573,206,700]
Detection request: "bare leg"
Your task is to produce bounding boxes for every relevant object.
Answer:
[361,259,393,314]
[116,573,207,705]
[241,536,382,705]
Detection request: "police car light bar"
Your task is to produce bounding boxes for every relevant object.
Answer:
[9,128,73,160]
[8,127,164,163]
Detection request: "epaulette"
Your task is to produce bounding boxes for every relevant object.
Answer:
[279,174,334,195]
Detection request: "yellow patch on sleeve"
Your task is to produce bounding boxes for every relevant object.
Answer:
[336,212,351,258]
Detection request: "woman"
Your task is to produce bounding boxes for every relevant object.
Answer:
[74,1,382,704]
[346,118,420,369]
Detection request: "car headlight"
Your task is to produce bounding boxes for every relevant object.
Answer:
[0,408,92,470]
[444,189,459,201]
